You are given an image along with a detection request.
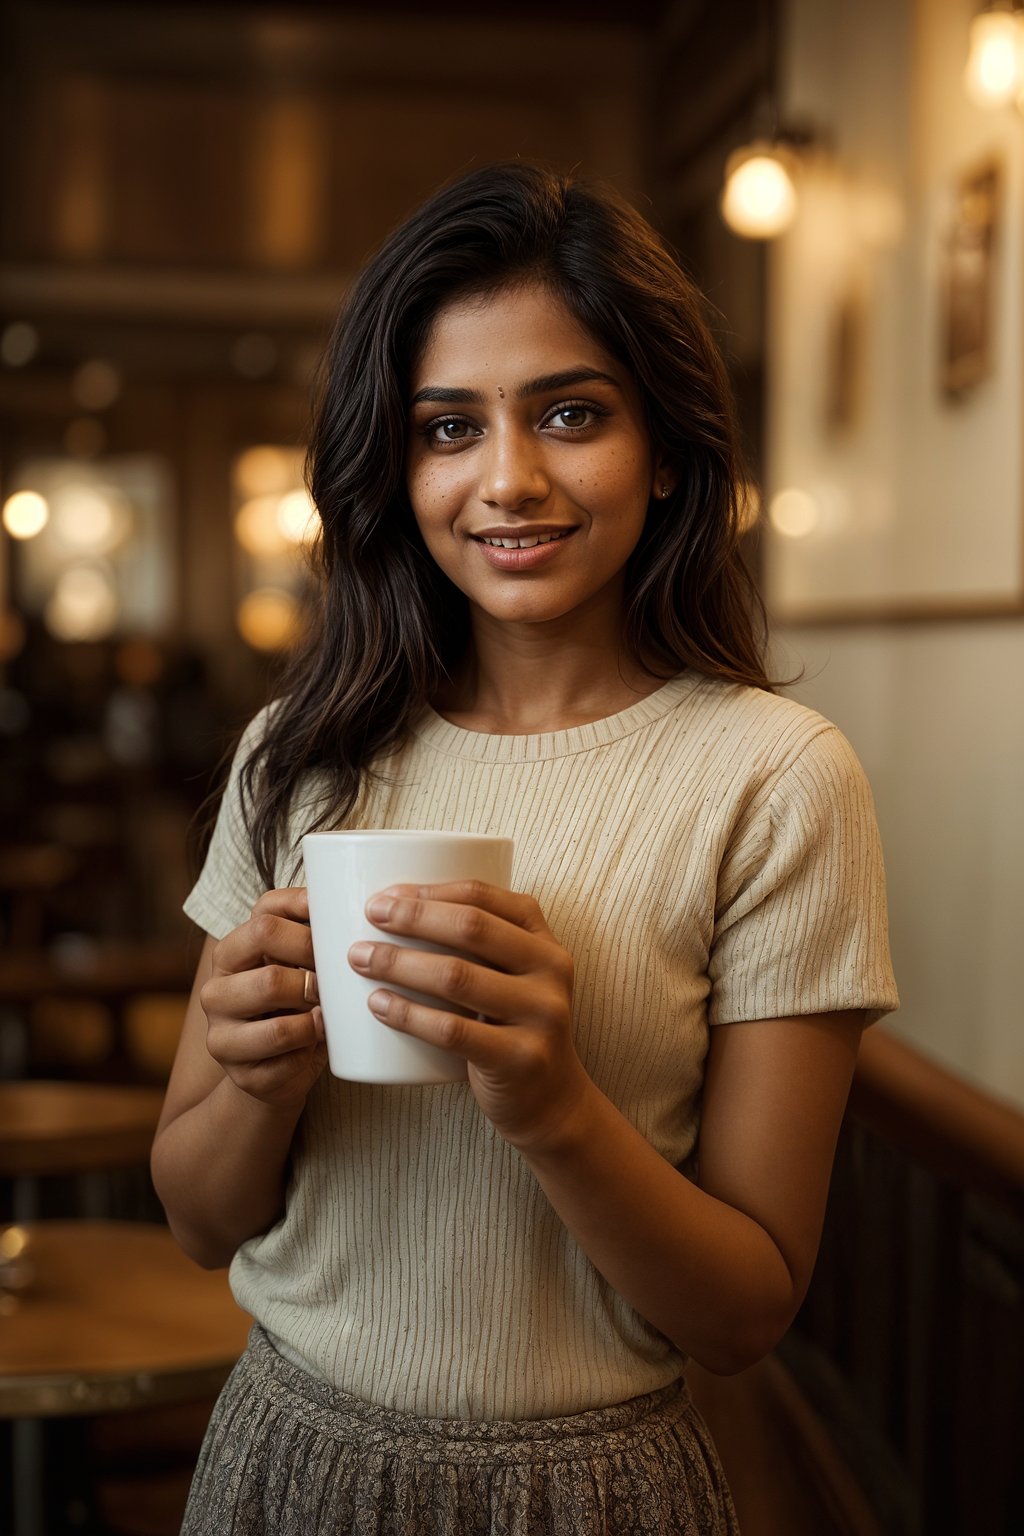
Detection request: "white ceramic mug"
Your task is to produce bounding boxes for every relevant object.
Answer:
[301,829,515,1084]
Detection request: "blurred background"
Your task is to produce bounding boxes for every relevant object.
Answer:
[0,1,1021,1534]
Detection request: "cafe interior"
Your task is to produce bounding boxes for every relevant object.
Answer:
[1,0,1022,1532]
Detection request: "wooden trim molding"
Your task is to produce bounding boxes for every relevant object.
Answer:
[785,1025,1024,1535]
[849,1028,1024,1215]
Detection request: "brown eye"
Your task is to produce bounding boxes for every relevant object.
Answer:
[552,407,589,428]
[545,401,606,432]
[427,417,474,445]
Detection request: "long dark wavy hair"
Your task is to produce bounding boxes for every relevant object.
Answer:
[240,160,774,889]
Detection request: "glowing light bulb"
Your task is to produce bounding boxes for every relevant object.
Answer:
[235,496,290,556]
[51,485,129,554]
[45,566,119,640]
[234,445,297,497]
[965,9,1024,106]
[769,488,819,539]
[721,143,798,240]
[236,589,298,651]
[3,490,49,540]
[276,489,317,545]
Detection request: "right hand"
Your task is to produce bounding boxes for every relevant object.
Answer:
[200,887,329,1110]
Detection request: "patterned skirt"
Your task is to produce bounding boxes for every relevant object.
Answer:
[181,1326,740,1536]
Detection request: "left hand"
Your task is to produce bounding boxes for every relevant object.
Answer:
[347,880,589,1149]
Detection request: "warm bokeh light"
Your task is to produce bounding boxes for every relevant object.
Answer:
[72,358,122,411]
[44,565,120,641]
[769,487,819,538]
[236,587,298,650]
[1,322,39,368]
[51,484,130,554]
[721,145,798,239]
[235,495,291,556]
[965,8,1023,106]
[3,490,50,540]
[233,445,298,497]
[0,1226,27,1261]
[276,488,318,544]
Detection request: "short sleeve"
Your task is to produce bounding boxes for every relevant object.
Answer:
[182,706,275,941]
[708,725,899,1027]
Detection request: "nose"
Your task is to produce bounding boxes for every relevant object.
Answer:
[477,425,550,510]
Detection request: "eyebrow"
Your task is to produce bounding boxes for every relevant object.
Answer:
[409,367,622,408]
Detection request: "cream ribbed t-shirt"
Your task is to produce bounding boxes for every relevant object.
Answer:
[184,672,898,1419]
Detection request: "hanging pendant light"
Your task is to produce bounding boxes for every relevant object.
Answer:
[719,0,804,244]
[965,2,1024,107]
[720,140,799,241]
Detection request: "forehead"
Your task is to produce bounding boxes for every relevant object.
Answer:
[412,281,621,387]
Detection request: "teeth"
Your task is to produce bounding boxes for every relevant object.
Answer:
[481,531,569,548]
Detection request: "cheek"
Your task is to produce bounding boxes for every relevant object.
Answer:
[407,465,447,541]
[408,459,464,525]
[408,479,475,580]
[584,446,651,515]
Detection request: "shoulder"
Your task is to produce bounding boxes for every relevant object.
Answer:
[677,672,832,736]
[666,674,852,779]
[224,699,288,789]
[204,700,292,836]
[236,698,285,757]
[651,677,879,846]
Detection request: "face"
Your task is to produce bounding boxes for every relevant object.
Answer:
[405,281,670,640]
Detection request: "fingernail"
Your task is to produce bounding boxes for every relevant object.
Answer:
[368,990,391,1016]
[312,1006,325,1039]
[348,942,373,968]
[366,896,394,922]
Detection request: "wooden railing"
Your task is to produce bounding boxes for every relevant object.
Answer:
[778,1028,1024,1536]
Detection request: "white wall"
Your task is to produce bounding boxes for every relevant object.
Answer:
[774,624,1024,1108]
[769,0,1024,616]
[770,0,1024,1108]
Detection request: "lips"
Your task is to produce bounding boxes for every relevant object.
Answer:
[474,530,573,550]
[470,527,577,548]
[471,527,578,571]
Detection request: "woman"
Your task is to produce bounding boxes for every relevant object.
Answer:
[153,161,898,1535]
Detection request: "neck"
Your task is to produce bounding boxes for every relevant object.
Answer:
[433,613,667,735]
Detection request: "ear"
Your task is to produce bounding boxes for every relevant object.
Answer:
[651,454,676,501]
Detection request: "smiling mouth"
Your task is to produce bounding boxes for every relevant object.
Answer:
[472,529,576,549]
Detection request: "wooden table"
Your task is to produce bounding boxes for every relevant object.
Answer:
[0,940,196,1078]
[0,1081,166,1178]
[0,1220,251,1534]
[0,1080,166,1221]
[0,941,196,1007]
[0,844,77,949]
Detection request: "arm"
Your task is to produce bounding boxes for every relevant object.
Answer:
[347,880,864,1375]
[151,889,328,1269]
[516,1010,864,1374]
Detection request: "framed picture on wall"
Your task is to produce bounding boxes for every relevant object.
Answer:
[941,159,1000,400]
[763,0,1024,625]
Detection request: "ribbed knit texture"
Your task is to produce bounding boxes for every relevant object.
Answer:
[184,673,898,1420]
